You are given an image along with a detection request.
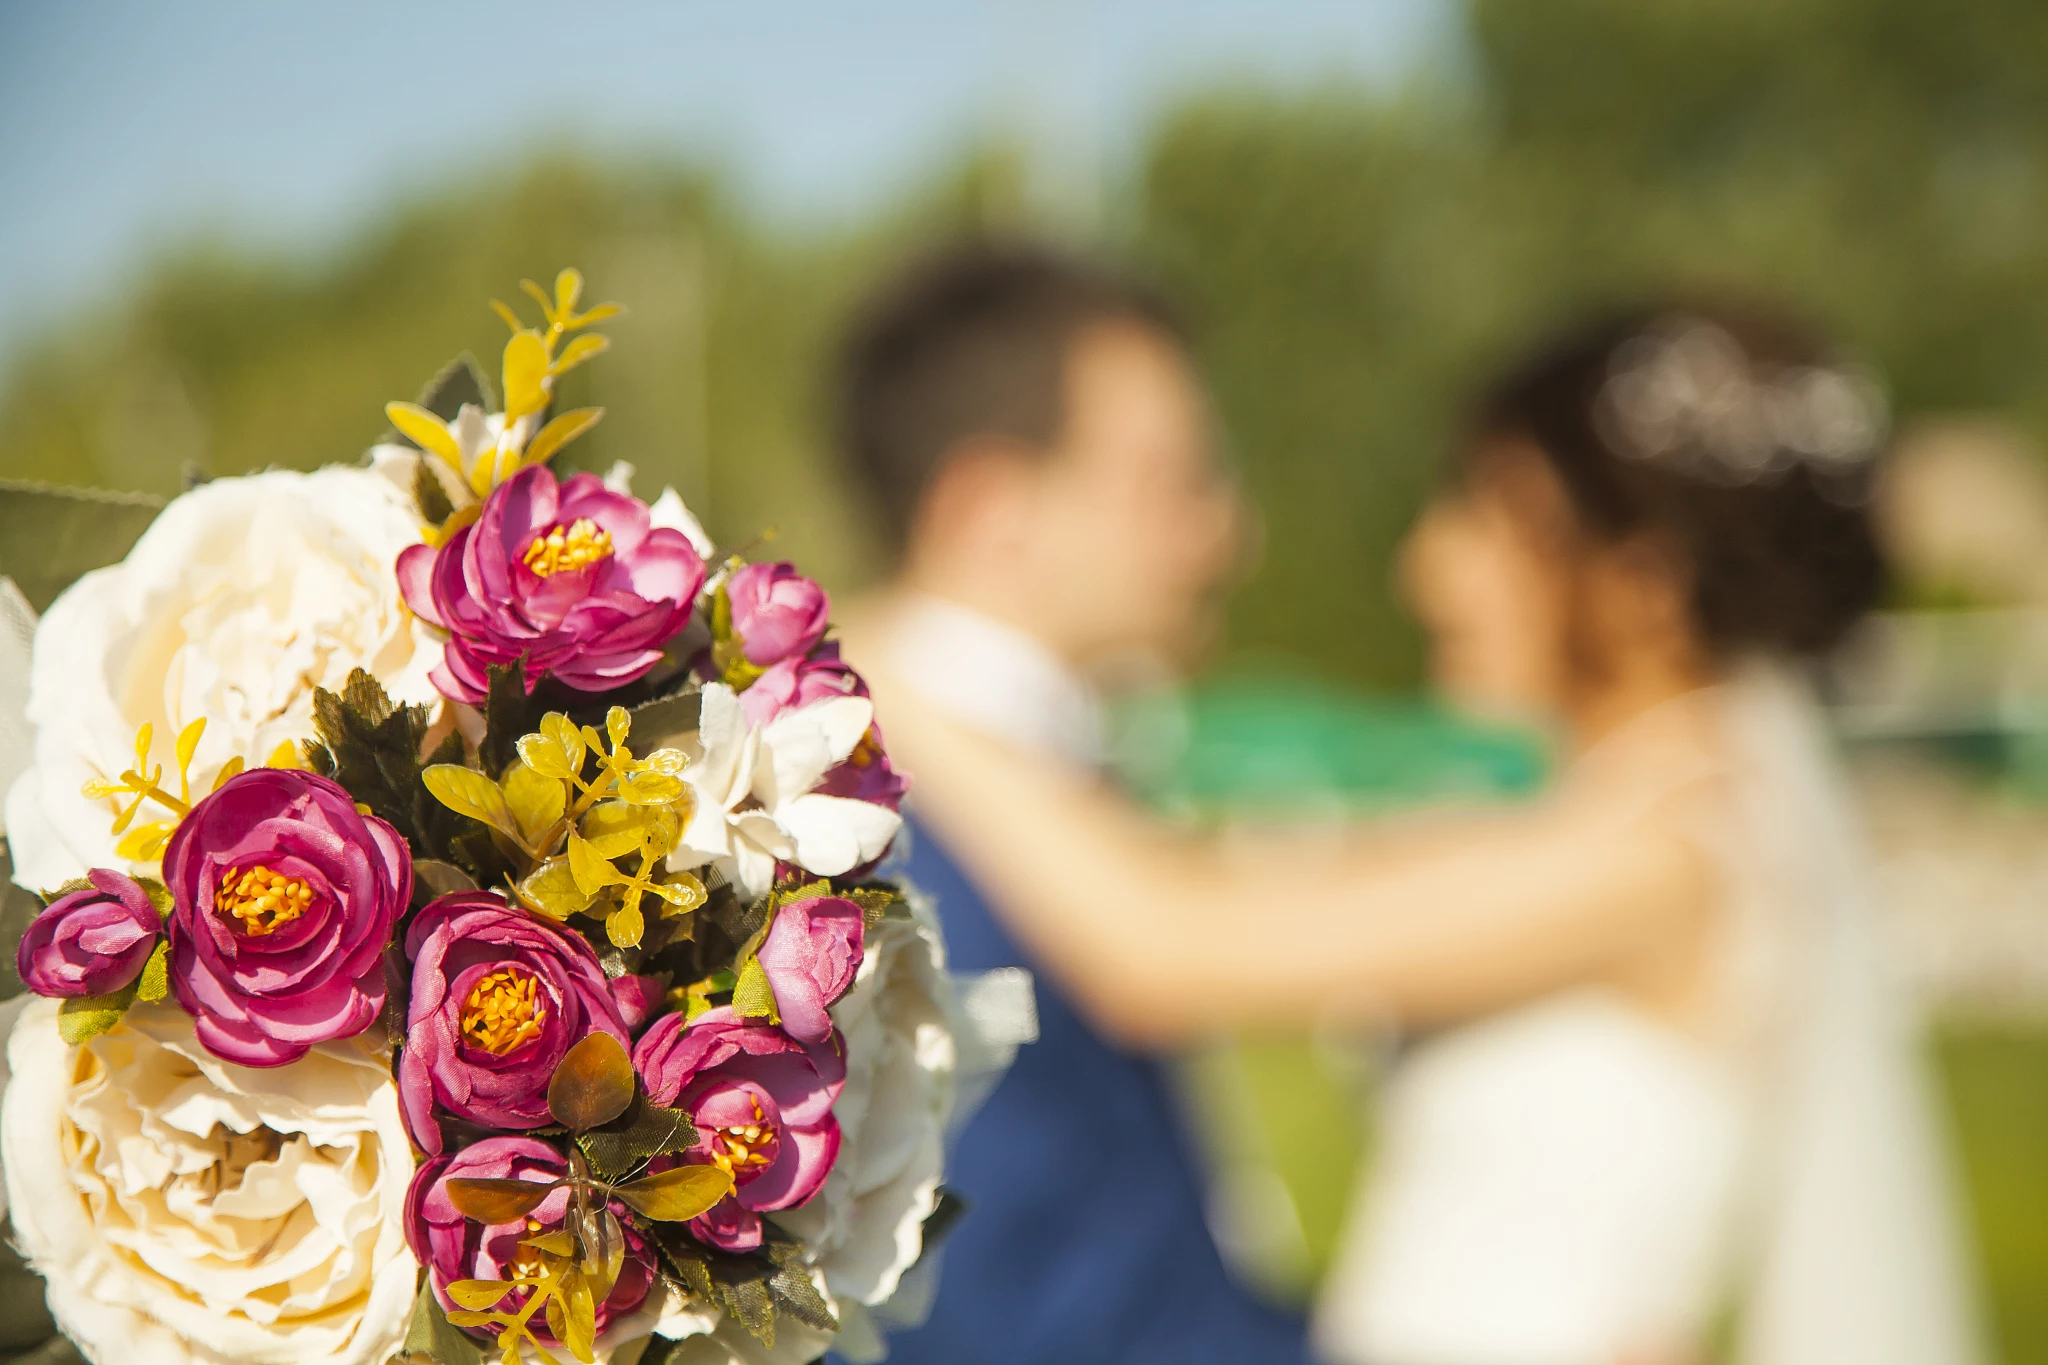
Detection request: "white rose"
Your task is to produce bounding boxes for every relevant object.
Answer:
[643,884,1035,1365]
[2,999,418,1365]
[4,466,441,891]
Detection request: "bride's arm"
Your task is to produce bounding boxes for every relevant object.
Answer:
[890,709,1714,1046]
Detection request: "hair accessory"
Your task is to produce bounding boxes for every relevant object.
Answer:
[1595,317,1887,488]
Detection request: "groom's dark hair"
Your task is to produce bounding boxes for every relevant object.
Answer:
[833,240,1183,550]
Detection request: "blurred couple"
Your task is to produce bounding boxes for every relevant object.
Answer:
[825,245,1984,1365]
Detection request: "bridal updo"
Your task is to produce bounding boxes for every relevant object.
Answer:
[1464,302,1889,657]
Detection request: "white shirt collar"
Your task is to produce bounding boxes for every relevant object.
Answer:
[884,592,1107,769]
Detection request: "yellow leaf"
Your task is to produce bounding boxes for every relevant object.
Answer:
[566,831,621,897]
[615,771,684,807]
[515,732,574,781]
[446,1279,520,1310]
[520,858,590,920]
[502,330,552,422]
[80,777,122,800]
[133,723,153,772]
[578,801,651,859]
[501,758,566,847]
[549,333,609,378]
[606,707,630,751]
[543,713,586,775]
[385,402,463,467]
[613,1163,734,1222]
[557,1266,597,1363]
[652,871,707,914]
[264,740,304,770]
[521,277,558,327]
[565,302,622,329]
[490,298,524,333]
[423,764,517,837]
[521,407,604,466]
[445,1309,501,1327]
[519,1228,576,1257]
[115,820,175,862]
[606,900,644,949]
[174,718,205,775]
[554,268,584,317]
[211,754,246,791]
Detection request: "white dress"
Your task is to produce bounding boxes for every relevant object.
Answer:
[1312,666,1985,1365]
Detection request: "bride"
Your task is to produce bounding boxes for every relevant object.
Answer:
[869,302,1984,1365]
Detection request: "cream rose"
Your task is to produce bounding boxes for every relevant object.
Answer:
[642,887,1036,1365]
[2,999,418,1365]
[4,465,440,891]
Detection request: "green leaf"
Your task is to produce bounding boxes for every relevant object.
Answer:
[0,482,163,613]
[404,1276,487,1365]
[479,663,543,779]
[577,1096,700,1181]
[418,350,497,423]
[415,859,480,899]
[414,455,455,526]
[730,955,780,1024]
[547,1032,636,1132]
[613,1163,734,1222]
[307,670,503,885]
[133,940,170,1003]
[134,875,174,919]
[768,1262,840,1333]
[57,975,141,1045]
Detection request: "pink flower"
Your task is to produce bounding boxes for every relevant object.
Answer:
[632,1007,845,1252]
[16,868,161,998]
[164,769,409,1067]
[756,894,863,1044]
[397,465,706,704]
[397,892,633,1155]
[723,562,829,669]
[406,1137,656,1347]
[737,641,864,727]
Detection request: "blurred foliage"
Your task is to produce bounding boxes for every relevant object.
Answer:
[10,1,2048,685]
[1137,0,2048,683]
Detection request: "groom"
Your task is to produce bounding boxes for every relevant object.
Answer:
[833,244,1312,1364]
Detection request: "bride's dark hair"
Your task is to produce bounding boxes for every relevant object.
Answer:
[1465,301,1888,656]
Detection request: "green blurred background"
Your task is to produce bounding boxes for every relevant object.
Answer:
[3,0,2047,1360]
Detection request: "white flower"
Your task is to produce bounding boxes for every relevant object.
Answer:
[669,683,902,900]
[4,466,442,891]
[642,890,1036,1365]
[1,999,418,1365]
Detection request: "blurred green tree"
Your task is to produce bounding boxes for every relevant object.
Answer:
[1135,0,2048,686]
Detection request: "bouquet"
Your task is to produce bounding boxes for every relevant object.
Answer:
[0,270,1032,1365]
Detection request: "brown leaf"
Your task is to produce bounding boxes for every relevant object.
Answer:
[547,1032,636,1132]
[613,1163,734,1222]
[443,1176,561,1225]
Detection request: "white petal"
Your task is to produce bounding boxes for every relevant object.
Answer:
[775,793,902,877]
[648,486,715,560]
[756,696,873,808]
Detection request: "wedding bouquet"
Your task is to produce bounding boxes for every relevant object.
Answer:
[0,271,1030,1365]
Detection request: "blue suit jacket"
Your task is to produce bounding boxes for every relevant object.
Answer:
[873,818,1312,1365]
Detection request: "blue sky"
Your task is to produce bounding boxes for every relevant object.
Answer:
[0,1,1446,370]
